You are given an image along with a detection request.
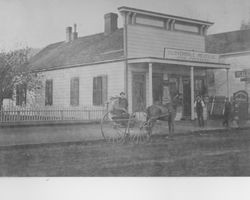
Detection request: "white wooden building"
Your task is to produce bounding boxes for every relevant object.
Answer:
[206,29,250,98]
[20,6,229,120]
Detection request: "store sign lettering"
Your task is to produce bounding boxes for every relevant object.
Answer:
[235,71,246,78]
[164,48,220,63]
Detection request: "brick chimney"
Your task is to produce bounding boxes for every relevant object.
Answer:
[72,24,78,40]
[66,26,72,42]
[104,13,118,35]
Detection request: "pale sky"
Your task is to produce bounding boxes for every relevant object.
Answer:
[0,0,250,50]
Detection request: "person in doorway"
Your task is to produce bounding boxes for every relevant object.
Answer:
[222,97,232,128]
[194,95,205,127]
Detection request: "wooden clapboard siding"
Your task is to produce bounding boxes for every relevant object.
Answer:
[214,53,250,97]
[35,61,125,107]
[127,24,205,58]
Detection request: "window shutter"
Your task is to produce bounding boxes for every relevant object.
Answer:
[70,77,79,106]
[16,84,27,106]
[75,78,79,105]
[22,84,27,105]
[45,80,49,105]
[93,77,97,105]
[102,75,108,105]
[16,85,20,106]
[45,80,53,106]
[50,80,53,105]
[93,76,106,106]
[70,78,74,105]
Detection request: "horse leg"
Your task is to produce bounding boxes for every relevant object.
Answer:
[168,120,171,134]
[172,121,174,133]
[146,120,154,141]
[168,114,175,137]
[168,114,172,134]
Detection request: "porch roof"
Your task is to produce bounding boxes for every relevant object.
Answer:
[127,57,230,69]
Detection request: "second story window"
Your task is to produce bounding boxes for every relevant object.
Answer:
[174,22,199,33]
[70,77,79,106]
[45,79,53,106]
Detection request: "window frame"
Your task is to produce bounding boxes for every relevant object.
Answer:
[16,83,27,106]
[70,77,80,106]
[45,79,53,106]
[93,75,108,106]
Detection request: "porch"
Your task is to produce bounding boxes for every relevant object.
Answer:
[127,52,230,120]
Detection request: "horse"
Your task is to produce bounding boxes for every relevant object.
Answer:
[145,102,176,138]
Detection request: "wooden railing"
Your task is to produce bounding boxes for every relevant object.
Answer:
[0,106,107,123]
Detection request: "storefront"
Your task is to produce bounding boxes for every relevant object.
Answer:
[127,49,229,120]
[118,6,230,120]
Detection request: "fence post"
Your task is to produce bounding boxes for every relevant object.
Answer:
[17,110,20,121]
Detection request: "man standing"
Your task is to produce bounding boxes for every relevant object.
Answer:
[194,95,205,127]
[222,98,231,128]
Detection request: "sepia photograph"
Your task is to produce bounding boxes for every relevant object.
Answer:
[1,0,250,182]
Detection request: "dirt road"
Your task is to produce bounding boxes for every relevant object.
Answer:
[0,129,250,176]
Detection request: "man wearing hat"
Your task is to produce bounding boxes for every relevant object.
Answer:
[118,92,128,112]
[111,92,129,126]
[194,95,205,127]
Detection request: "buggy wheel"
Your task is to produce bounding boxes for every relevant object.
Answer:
[101,111,127,143]
[128,111,148,144]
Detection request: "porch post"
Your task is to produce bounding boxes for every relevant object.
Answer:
[226,68,229,98]
[148,63,153,106]
[190,66,195,120]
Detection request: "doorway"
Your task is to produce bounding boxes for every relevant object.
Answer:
[153,73,163,103]
[132,73,146,112]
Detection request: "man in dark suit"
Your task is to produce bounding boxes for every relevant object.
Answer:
[222,98,231,128]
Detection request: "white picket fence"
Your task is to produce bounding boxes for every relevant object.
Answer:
[0,106,107,123]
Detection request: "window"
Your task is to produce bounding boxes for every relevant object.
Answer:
[174,22,199,33]
[195,78,207,96]
[93,75,107,106]
[16,84,27,106]
[136,16,164,28]
[45,79,53,106]
[70,77,79,106]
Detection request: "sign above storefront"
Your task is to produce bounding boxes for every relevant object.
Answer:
[235,71,246,78]
[164,48,220,63]
[235,69,250,83]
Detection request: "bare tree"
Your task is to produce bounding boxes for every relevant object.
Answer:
[0,48,42,110]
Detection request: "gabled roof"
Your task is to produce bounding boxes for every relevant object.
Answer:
[205,29,250,54]
[30,28,124,71]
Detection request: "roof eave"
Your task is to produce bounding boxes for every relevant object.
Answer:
[118,6,214,26]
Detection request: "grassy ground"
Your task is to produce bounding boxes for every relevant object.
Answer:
[0,129,250,176]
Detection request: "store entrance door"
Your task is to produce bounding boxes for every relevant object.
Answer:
[132,73,146,112]
[153,74,163,104]
[183,79,191,117]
